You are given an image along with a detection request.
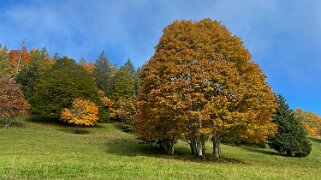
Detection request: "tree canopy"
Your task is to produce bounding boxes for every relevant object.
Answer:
[30,57,100,116]
[134,18,277,157]
[0,76,29,127]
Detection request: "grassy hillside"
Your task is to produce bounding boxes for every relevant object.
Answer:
[0,119,321,179]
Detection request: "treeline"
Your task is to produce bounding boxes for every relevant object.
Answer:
[0,18,313,158]
[0,45,139,129]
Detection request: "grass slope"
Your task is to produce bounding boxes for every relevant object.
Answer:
[0,119,321,179]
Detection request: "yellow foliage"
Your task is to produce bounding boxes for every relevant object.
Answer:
[60,98,98,126]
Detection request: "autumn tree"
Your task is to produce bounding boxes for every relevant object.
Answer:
[9,46,31,76]
[61,98,99,130]
[294,108,321,136]
[30,57,100,116]
[269,95,311,157]
[0,76,29,127]
[134,19,277,156]
[15,48,54,100]
[97,90,113,122]
[80,58,95,74]
[93,51,116,94]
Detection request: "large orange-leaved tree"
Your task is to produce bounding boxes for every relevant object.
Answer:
[134,19,277,157]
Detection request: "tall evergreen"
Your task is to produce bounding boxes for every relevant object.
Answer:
[124,59,140,96]
[269,94,312,157]
[107,66,135,101]
[0,45,10,78]
[93,51,115,94]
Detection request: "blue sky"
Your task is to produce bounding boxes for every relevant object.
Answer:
[0,0,320,115]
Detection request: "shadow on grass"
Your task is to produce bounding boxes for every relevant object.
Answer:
[241,146,279,156]
[309,137,321,143]
[57,127,91,135]
[27,115,63,126]
[104,137,245,164]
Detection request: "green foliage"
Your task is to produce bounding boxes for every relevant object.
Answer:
[15,48,52,100]
[30,58,100,116]
[98,108,111,123]
[269,95,312,157]
[124,59,141,97]
[0,45,10,78]
[93,51,116,94]
[107,66,135,101]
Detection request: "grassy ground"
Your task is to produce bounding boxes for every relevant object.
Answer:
[0,119,320,179]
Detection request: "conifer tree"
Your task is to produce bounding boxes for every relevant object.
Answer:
[93,51,116,94]
[107,66,135,101]
[0,45,10,78]
[269,95,312,157]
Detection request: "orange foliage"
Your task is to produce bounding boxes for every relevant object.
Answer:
[80,61,95,74]
[295,108,321,136]
[134,19,277,156]
[60,98,99,126]
[9,47,31,75]
[0,76,29,127]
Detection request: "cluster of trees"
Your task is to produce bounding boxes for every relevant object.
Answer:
[133,19,311,157]
[0,44,139,128]
[0,18,312,158]
[294,108,321,136]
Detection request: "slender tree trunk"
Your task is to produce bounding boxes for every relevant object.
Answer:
[201,135,206,155]
[189,138,197,155]
[212,134,221,158]
[196,138,203,157]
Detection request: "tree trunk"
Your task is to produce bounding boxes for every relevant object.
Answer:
[196,138,203,157]
[162,139,175,155]
[212,134,221,158]
[201,135,206,155]
[189,136,205,157]
[189,138,197,155]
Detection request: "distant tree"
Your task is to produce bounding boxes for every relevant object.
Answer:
[53,52,60,61]
[134,19,277,156]
[93,51,116,94]
[9,46,31,76]
[124,59,140,96]
[30,57,100,116]
[61,98,99,128]
[97,90,113,122]
[107,66,135,101]
[15,48,54,100]
[0,76,29,127]
[110,98,136,124]
[0,45,10,78]
[79,58,95,74]
[269,95,312,157]
[294,108,321,136]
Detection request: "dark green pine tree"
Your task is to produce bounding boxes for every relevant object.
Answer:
[269,94,312,157]
[93,51,116,94]
[107,66,135,101]
[124,59,140,96]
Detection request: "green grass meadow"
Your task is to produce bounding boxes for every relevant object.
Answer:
[0,119,320,179]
